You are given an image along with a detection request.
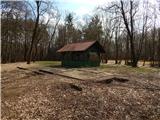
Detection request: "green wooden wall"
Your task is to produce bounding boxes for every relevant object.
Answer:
[60,42,103,67]
[62,60,100,67]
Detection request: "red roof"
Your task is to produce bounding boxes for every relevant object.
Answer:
[57,41,97,52]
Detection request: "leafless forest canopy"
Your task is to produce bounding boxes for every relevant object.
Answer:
[1,0,160,67]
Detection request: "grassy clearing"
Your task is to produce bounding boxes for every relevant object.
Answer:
[36,61,61,67]
[36,61,159,74]
[2,60,159,74]
[100,63,160,74]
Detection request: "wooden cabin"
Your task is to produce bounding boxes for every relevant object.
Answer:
[57,41,105,67]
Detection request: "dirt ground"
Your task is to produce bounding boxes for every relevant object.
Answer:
[1,62,160,120]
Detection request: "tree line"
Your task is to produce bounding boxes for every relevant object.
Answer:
[1,0,160,67]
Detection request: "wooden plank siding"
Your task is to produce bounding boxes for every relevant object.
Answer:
[57,41,105,67]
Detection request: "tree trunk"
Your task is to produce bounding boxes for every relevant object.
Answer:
[115,28,118,64]
[151,27,156,66]
[121,0,137,67]
[158,29,160,67]
[27,1,40,64]
[125,35,129,65]
[24,12,28,61]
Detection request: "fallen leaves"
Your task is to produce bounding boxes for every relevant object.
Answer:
[1,67,160,120]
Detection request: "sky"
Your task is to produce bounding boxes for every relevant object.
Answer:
[49,0,160,27]
[55,0,111,19]
[55,0,158,15]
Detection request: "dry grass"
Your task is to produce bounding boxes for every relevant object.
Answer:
[1,61,160,120]
[1,62,38,72]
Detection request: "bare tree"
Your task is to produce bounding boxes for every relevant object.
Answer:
[1,1,27,63]
[27,1,41,64]
[100,0,151,67]
[120,0,138,67]
[150,9,157,66]
[158,28,160,67]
